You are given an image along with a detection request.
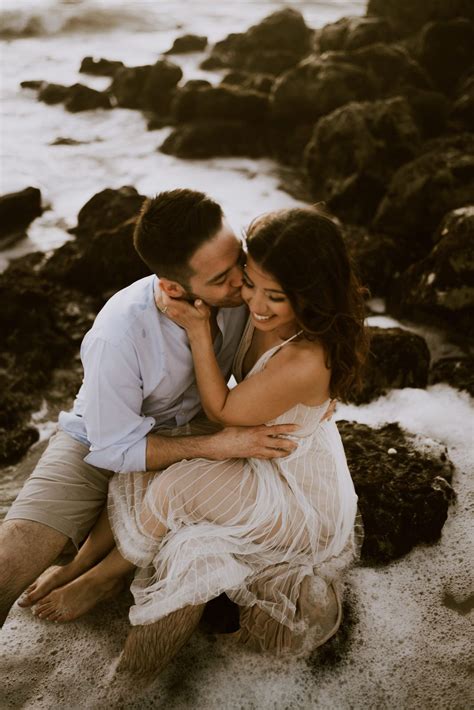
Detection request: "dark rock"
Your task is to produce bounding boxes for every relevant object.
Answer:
[164,34,207,54]
[316,16,395,53]
[171,85,269,124]
[110,65,151,108]
[38,83,70,105]
[339,420,455,563]
[0,187,42,240]
[80,56,125,77]
[304,96,420,224]
[402,87,450,138]
[342,225,406,296]
[63,83,112,112]
[42,187,149,296]
[388,206,474,333]
[221,71,274,94]
[181,79,212,91]
[42,221,151,297]
[414,18,474,94]
[141,60,183,113]
[72,186,145,238]
[50,137,91,146]
[373,133,474,251]
[349,43,433,97]
[201,9,313,76]
[111,60,182,114]
[20,80,44,90]
[0,426,40,467]
[160,121,268,159]
[37,82,111,112]
[450,74,474,131]
[352,326,431,404]
[271,53,375,123]
[270,122,314,166]
[0,254,97,462]
[429,356,474,396]
[366,0,474,34]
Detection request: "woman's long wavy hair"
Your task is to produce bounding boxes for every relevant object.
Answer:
[246,207,369,401]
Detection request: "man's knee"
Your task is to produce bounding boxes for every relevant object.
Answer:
[0,519,67,586]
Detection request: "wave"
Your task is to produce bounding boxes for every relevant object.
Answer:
[0,0,161,39]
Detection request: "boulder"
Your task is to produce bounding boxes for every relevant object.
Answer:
[42,187,150,297]
[164,34,207,54]
[201,9,313,75]
[429,356,474,396]
[141,60,183,113]
[110,65,151,108]
[342,224,406,296]
[373,133,474,253]
[171,85,269,124]
[0,253,97,464]
[0,187,42,244]
[339,420,455,563]
[348,43,432,97]
[450,74,474,131]
[79,56,125,77]
[63,83,112,112]
[42,221,151,297]
[111,60,182,113]
[38,82,70,105]
[221,71,274,94]
[72,186,145,238]
[304,97,420,224]
[388,207,474,333]
[352,326,431,404]
[37,82,111,111]
[366,0,474,34]
[160,121,268,159]
[402,87,450,139]
[414,18,474,94]
[20,80,44,90]
[316,16,395,53]
[271,53,375,123]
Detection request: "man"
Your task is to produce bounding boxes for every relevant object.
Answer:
[0,189,299,625]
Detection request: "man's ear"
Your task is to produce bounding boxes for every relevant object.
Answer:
[159,278,186,298]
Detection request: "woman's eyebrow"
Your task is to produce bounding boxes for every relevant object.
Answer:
[243,269,285,294]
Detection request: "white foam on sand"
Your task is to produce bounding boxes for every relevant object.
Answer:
[1,384,472,709]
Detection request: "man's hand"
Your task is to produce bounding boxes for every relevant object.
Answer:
[209,424,299,460]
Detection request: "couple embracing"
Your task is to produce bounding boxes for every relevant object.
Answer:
[1,189,368,672]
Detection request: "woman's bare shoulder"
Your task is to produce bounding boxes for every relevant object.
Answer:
[267,338,329,379]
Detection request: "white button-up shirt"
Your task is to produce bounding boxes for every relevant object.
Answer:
[59,275,247,473]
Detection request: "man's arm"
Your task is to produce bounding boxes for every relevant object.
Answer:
[145,424,299,471]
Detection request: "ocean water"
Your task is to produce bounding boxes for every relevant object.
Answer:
[0,0,364,269]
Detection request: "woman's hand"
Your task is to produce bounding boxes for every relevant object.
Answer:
[159,289,211,333]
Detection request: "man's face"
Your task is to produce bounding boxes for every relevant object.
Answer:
[185,219,244,308]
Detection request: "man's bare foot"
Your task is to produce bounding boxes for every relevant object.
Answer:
[31,574,123,622]
[18,564,80,608]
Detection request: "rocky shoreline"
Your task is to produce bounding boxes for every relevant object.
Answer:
[1,0,472,569]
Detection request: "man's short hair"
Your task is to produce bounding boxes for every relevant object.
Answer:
[134,189,223,285]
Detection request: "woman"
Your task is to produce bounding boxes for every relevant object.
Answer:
[29,207,368,662]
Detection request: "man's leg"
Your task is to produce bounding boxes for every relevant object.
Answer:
[0,520,67,625]
[1,430,112,624]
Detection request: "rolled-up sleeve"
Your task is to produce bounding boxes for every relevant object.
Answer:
[80,335,157,473]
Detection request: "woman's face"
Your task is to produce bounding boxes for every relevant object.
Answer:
[241,255,297,336]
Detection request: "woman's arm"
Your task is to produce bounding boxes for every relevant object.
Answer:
[164,298,329,427]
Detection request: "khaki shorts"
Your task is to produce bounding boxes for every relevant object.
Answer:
[5,430,113,549]
[5,416,221,549]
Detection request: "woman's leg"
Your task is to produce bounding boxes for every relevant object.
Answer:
[32,545,135,622]
[119,604,206,677]
[19,506,115,606]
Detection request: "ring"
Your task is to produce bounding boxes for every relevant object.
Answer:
[159,305,168,314]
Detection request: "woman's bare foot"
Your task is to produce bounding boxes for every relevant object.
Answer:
[31,573,123,622]
[18,563,82,608]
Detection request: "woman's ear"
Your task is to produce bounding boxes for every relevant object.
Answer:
[159,278,186,298]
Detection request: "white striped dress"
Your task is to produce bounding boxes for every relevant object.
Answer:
[108,319,359,654]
